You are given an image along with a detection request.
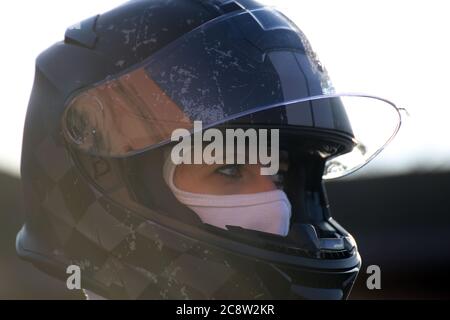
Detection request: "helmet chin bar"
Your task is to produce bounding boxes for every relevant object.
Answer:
[198,151,360,300]
[288,153,357,258]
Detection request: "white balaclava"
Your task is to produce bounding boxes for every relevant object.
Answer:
[162,150,292,236]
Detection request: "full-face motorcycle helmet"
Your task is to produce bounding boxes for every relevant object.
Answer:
[17,0,405,299]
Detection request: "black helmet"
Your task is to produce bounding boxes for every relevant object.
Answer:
[17,0,403,299]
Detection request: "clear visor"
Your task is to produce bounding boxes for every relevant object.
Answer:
[63,8,404,179]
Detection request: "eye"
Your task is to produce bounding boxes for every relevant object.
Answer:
[215,164,242,179]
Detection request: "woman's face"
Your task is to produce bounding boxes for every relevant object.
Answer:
[173,163,278,195]
[166,154,292,237]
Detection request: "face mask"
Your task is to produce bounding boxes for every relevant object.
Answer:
[163,155,292,236]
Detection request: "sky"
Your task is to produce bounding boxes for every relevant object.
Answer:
[0,0,449,178]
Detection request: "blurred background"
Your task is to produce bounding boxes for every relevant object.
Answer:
[0,0,449,299]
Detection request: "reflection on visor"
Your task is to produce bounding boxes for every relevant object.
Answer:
[321,95,402,179]
[64,68,194,156]
[62,8,404,180]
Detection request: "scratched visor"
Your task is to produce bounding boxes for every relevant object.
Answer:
[63,8,402,179]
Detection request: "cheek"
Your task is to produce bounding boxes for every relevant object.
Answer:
[238,166,277,193]
[239,175,277,193]
[173,166,202,192]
